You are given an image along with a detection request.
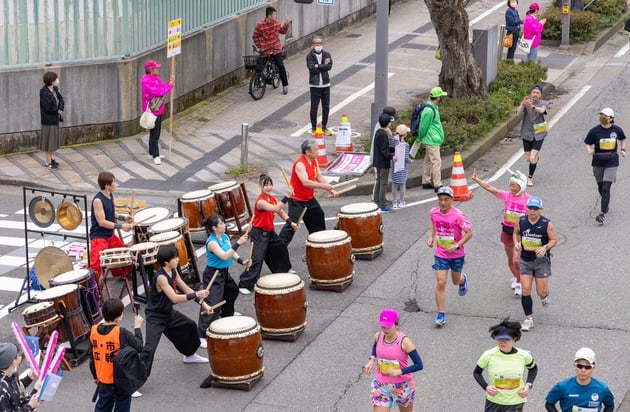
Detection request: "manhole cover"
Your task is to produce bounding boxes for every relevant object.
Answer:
[344,33,362,38]
[252,119,297,130]
[399,89,422,98]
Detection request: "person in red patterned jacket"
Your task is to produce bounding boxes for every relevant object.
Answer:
[252,6,290,94]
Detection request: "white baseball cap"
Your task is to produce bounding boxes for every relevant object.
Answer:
[574,347,596,365]
[599,108,614,118]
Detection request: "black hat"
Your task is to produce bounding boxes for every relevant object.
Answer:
[382,106,399,120]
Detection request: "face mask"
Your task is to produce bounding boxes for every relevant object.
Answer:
[599,116,609,125]
[510,2,517,7]
[314,46,323,53]
[53,79,59,87]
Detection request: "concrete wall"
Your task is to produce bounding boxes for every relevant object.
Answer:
[0,0,381,154]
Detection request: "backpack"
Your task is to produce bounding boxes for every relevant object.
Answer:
[410,103,436,137]
[625,17,630,32]
[112,331,147,397]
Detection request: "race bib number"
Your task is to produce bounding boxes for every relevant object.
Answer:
[521,236,541,251]
[505,210,522,224]
[599,138,616,150]
[494,373,521,390]
[437,235,455,248]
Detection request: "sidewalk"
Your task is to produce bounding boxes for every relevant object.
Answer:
[0,0,581,199]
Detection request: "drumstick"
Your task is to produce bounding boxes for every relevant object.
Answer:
[129,190,136,217]
[210,300,227,310]
[279,166,291,187]
[132,214,157,226]
[296,206,308,227]
[328,184,356,197]
[332,178,359,189]
[246,242,254,271]
[198,270,219,304]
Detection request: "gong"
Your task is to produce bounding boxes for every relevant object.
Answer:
[28,196,55,228]
[57,201,83,231]
[34,246,74,289]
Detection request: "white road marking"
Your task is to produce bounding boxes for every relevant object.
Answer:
[470,1,505,26]
[614,38,630,57]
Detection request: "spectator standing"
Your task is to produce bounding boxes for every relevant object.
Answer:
[522,2,546,62]
[371,106,398,205]
[307,36,333,136]
[427,186,472,327]
[473,318,538,411]
[517,85,548,187]
[419,87,447,192]
[363,309,423,412]
[141,59,174,165]
[90,298,144,410]
[513,196,557,331]
[373,114,397,212]
[545,347,615,412]
[505,0,523,60]
[0,342,43,411]
[583,108,626,224]
[391,125,411,209]
[39,71,65,170]
[253,6,290,94]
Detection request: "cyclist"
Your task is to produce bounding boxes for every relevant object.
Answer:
[253,7,290,95]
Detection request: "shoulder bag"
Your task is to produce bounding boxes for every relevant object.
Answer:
[139,106,157,129]
[503,33,514,48]
[518,35,535,54]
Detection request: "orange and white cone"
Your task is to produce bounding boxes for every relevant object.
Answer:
[334,114,354,154]
[451,151,474,201]
[314,124,330,167]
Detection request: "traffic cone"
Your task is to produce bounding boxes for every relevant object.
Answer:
[451,151,474,201]
[314,124,330,167]
[334,114,354,154]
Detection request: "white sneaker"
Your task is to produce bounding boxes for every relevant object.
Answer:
[511,277,518,290]
[233,311,242,316]
[541,295,550,307]
[288,269,297,274]
[183,353,208,364]
[131,391,142,398]
[153,156,162,165]
[239,287,251,295]
[521,318,533,331]
[513,284,522,296]
[199,338,207,349]
[148,154,165,159]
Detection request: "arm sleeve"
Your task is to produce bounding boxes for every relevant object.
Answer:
[55,87,65,111]
[603,406,614,412]
[544,402,558,412]
[400,349,423,374]
[525,363,538,384]
[371,340,377,357]
[473,365,488,390]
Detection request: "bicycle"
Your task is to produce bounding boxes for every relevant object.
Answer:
[243,46,289,100]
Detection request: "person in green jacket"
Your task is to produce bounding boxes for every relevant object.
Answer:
[419,87,447,192]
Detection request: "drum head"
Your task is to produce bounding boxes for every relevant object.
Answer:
[339,202,379,215]
[129,242,158,252]
[100,247,130,256]
[208,181,238,193]
[34,246,74,289]
[37,284,78,300]
[134,207,171,225]
[50,269,90,285]
[181,189,213,200]
[150,217,187,233]
[307,230,348,244]
[208,316,257,335]
[149,231,181,244]
[22,301,53,315]
[256,273,302,290]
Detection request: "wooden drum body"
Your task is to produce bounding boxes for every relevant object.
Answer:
[129,242,159,266]
[305,230,354,292]
[180,189,217,231]
[99,248,133,269]
[149,231,189,270]
[134,207,171,242]
[50,268,102,323]
[336,202,384,260]
[206,316,264,390]
[23,302,57,326]
[37,284,90,342]
[254,273,307,341]
[209,181,246,222]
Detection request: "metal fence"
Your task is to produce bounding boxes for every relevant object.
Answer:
[0,0,265,67]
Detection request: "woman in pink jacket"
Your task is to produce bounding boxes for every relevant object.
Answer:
[141,60,174,165]
[522,2,546,62]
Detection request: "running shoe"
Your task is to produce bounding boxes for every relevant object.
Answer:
[131,391,143,398]
[595,213,606,224]
[45,162,58,170]
[282,86,288,95]
[380,206,394,213]
[153,156,162,165]
[511,277,518,290]
[514,284,522,296]
[541,295,550,307]
[199,338,207,349]
[392,201,400,209]
[50,159,59,166]
[399,201,406,208]
[435,312,446,327]
[527,177,534,187]
[521,318,533,331]
[239,287,252,295]
[458,274,468,296]
[183,354,208,364]
[322,128,333,136]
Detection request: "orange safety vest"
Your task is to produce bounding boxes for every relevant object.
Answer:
[90,324,121,385]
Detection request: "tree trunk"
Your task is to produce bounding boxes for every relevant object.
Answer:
[424,0,485,98]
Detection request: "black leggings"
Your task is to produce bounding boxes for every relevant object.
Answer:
[597,181,612,213]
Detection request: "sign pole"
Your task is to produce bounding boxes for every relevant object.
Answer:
[166,18,182,160]
[169,56,175,159]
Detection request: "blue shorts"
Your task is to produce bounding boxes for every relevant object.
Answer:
[370,378,415,408]
[432,256,465,272]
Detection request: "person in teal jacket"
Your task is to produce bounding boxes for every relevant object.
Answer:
[418,87,447,192]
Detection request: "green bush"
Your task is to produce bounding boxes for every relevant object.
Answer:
[588,0,627,26]
[542,0,626,42]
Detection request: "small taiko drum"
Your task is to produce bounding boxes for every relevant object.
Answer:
[209,181,246,222]
[50,268,102,322]
[305,230,354,290]
[336,202,384,260]
[134,207,171,242]
[22,301,58,326]
[254,273,307,341]
[129,242,159,267]
[149,217,189,237]
[37,284,90,342]
[180,189,217,231]
[206,316,264,389]
[99,248,133,269]
[149,231,190,270]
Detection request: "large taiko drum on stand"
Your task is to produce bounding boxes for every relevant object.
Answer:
[206,316,264,390]
[336,202,384,260]
[208,181,246,222]
[149,218,192,270]
[50,268,102,323]
[37,284,90,343]
[254,273,307,341]
[305,230,354,292]
[134,207,171,242]
[149,231,190,271]
[179,189,217,232]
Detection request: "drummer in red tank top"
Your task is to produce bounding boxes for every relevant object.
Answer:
[278,138,338,246]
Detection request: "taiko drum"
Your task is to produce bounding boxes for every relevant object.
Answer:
[180,189,217,231]
[305,230,354,285]
[37,284,90,342]
[208,181,246,222]
[254,273,307,339]
[336,202,384,259]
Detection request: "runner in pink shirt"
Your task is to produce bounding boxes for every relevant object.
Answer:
[472,169,530,296]
[427,186,473,327]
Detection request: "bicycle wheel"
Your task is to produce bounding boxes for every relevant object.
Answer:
[268,62,281,89]
[249,73,266,100]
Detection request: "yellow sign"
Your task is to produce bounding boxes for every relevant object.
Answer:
[562,5,569,13]
[167,18,182,58]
